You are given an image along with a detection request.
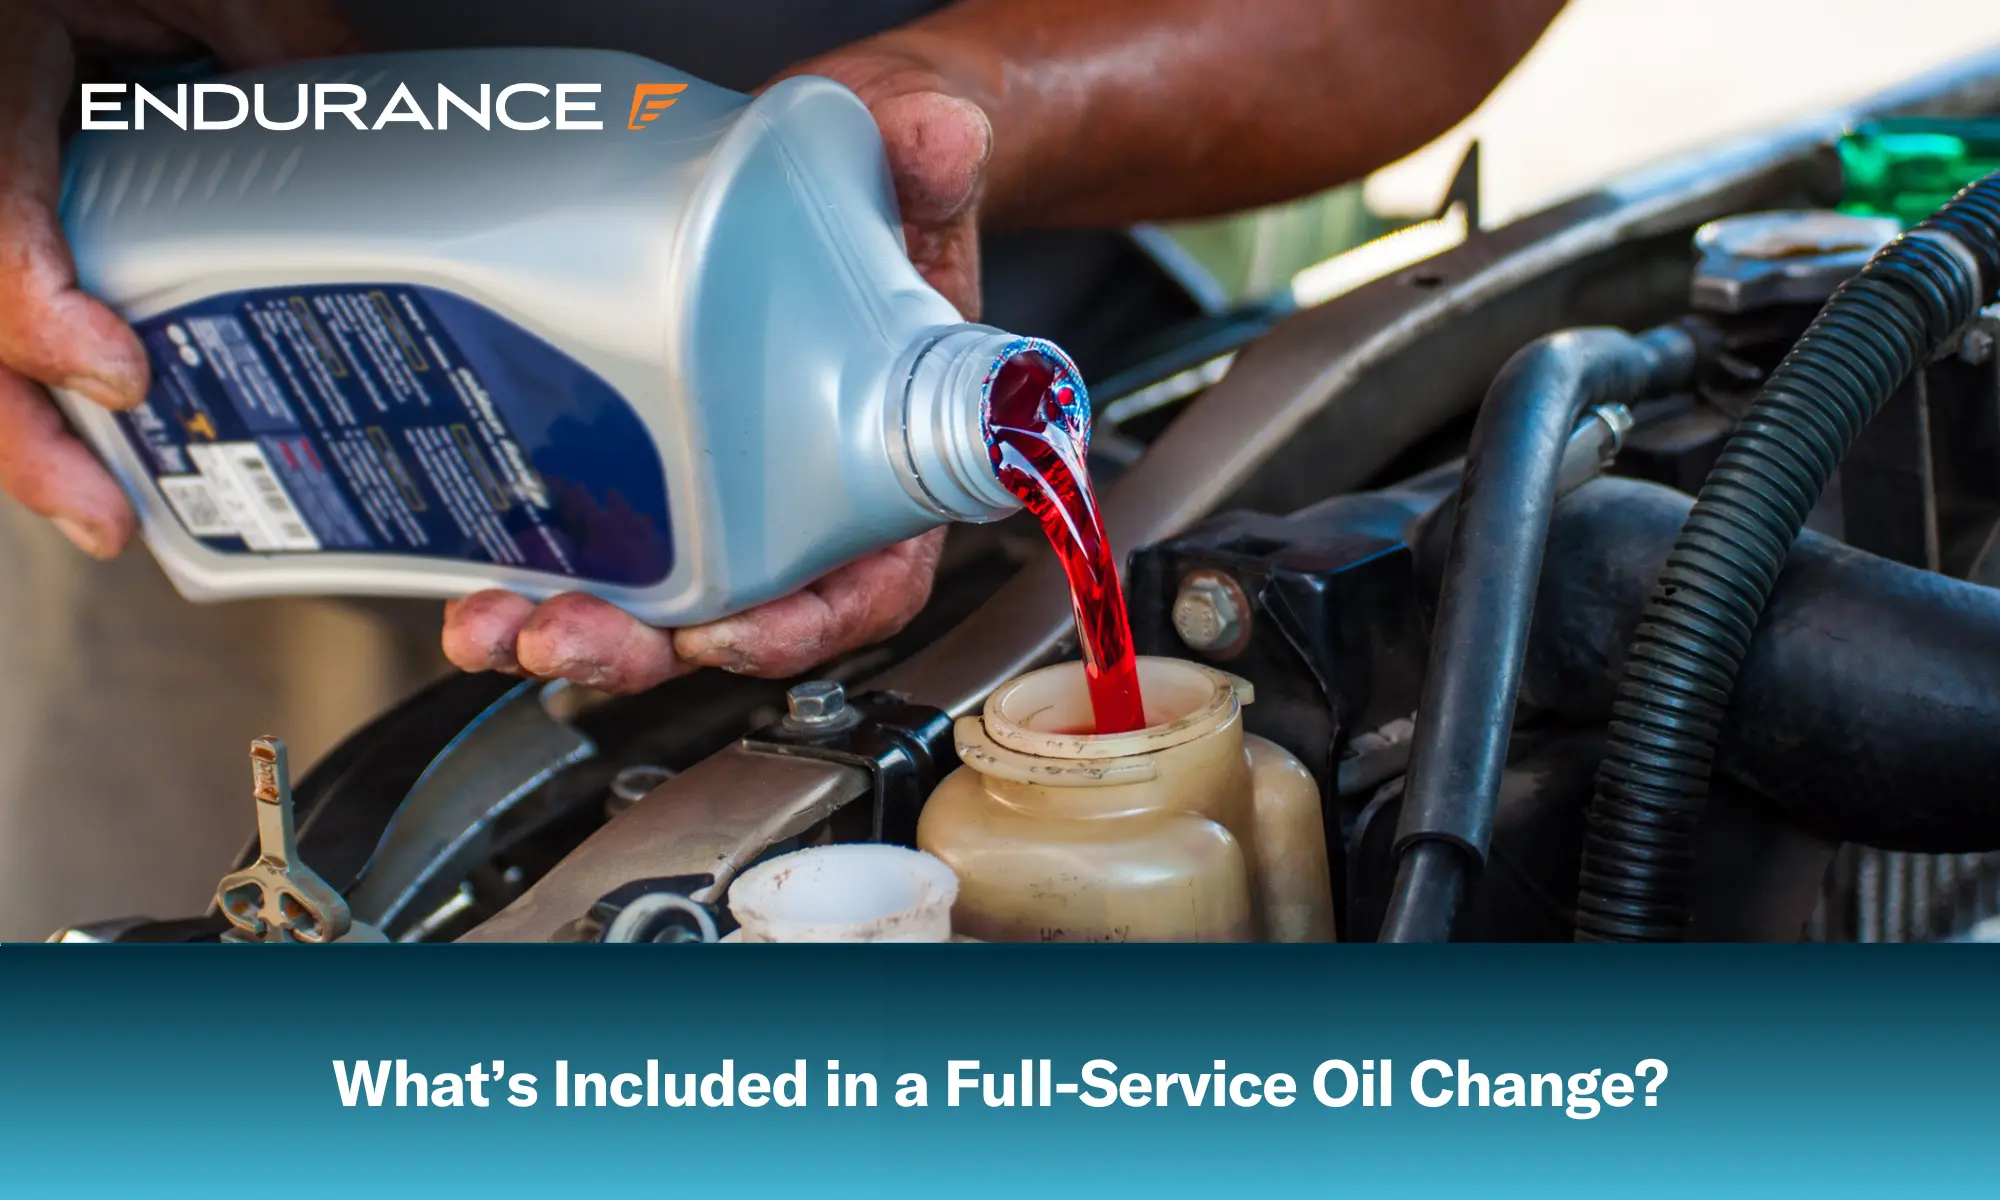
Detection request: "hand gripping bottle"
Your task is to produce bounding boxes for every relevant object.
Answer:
[56,48,1080,623]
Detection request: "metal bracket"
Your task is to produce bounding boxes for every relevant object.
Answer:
[742,690,956,848]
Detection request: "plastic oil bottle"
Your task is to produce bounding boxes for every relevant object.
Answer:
[57,47,1076,624]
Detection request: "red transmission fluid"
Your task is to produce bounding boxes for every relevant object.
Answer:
[985,345,1147,734]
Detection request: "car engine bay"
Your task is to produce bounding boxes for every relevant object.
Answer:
[51,51,2000,948]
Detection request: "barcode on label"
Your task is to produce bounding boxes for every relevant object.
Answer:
[236,449,316,545]
[186,442,321,552]
[158,475,236,538]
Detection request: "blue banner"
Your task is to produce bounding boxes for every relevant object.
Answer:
[3,946,1993,1196]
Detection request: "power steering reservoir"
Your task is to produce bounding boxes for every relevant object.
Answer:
[920,658,1337,943]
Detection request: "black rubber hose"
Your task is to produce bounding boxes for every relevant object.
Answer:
[1377,841,1467,943]
[1379,326,1697,942]
[1576,173,2000,942]
[1523,478,2000,849]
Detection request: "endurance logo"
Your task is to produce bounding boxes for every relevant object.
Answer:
[81,81,690,133]
[627,83,688,129]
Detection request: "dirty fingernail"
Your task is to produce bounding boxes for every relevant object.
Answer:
[61,373,143,411]
[51,516,110,559]
[691,646,748,671]
[678,620,747,665]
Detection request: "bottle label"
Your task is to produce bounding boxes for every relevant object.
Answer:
[116,284,674,586]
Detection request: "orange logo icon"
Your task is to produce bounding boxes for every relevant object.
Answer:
[628,83,688,130]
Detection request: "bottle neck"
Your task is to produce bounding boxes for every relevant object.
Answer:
[892,325,1083,522]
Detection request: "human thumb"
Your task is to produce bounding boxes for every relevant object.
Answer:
[870,90,991,227]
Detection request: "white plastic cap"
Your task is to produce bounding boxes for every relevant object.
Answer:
[727,844,959,943]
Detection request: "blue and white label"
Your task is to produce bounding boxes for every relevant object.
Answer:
[119,284,674,586]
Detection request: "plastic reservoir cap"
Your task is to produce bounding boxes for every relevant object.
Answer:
[1690,210,1902,313]
[727,844,958,943]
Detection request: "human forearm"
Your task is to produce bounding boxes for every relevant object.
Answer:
[850,0,1565,228]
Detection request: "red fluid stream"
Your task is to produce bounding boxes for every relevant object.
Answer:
[985,347,1146,734]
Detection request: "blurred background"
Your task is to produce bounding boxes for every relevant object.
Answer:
[1371,0,2000,225]
[1164,0,2000,307]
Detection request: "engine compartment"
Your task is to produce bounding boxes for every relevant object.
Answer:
[52,52,2000,947]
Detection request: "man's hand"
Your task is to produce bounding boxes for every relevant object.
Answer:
[441,45,995,692]
[1,1,981,693]
[0,0,358,558]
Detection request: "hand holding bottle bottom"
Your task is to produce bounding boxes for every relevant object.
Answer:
[439,528,947,692]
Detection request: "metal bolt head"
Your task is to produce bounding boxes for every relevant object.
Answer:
[786,680,848,725]
[1172,573,1246,654]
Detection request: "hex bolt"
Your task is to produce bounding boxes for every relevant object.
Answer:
[786,680,849,726]
[1172,573,1247,654]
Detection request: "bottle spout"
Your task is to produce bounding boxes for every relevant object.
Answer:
[891,325,1086,522]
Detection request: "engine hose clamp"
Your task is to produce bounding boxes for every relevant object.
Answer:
[1905,226,1988,306]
